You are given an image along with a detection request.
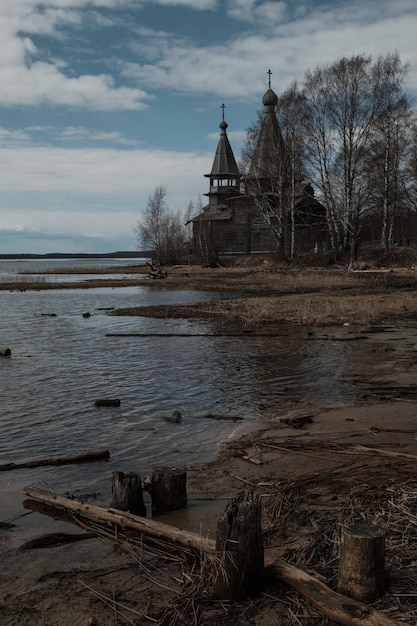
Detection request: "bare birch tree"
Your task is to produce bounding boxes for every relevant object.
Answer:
[303,54,401,267]
[365,53,410,249]
[134,185,189,264]
[277,82,308,258]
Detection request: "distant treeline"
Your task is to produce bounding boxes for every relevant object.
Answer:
[0,251,153,260]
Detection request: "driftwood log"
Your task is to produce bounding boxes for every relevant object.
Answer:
[337,523,386,602]
[22,487,405,625]
[23,487,215,553]
[0,449,110,471]
[0,346,11,356]
[111,471,146,517]
[266,559,405,626]
[213,491,264,601]
[94,399,121,407]
[146,261,167,279]
[145,467,187,512]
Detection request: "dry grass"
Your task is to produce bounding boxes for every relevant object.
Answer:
[167,288,417,328]
[75,443,417,626]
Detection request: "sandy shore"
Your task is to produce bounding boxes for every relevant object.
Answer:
[2,400,417,625]
[2,260,417,625]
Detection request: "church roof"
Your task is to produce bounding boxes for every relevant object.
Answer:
[190,206,233,222]
[206,107,240,178]
[247,81,286,184]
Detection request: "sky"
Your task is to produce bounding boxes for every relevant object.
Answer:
[0,0,416,254]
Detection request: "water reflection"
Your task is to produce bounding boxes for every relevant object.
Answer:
[1,283,413,566]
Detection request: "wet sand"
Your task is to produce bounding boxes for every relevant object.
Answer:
[2,261,417,625]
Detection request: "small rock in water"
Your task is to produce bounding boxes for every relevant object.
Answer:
[83,312,91,318]
[163,410,182,424]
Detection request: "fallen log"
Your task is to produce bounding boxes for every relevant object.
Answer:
[266,559,406,626]
[0,449,110,471]
[23,487,216,553]
[22,488,409,624]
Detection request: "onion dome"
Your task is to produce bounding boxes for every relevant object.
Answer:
[262,87,278,107]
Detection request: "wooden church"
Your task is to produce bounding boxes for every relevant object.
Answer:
[191,79,328,262]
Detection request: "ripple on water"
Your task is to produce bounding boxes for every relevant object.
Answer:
[1,284,398,567]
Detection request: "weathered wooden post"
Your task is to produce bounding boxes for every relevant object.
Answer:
[145,467,187,513]
[213,490,264,601]
[110,471,146,517]
[337,522,386,602]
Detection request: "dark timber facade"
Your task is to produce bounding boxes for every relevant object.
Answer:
[191,82,328,261]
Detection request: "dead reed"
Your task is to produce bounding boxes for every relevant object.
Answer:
[72,513,224,626]
[71,439,417,625]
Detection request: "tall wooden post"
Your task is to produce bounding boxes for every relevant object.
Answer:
[110,471,146,517]
[337,523,386,602]
[213,490,264,601]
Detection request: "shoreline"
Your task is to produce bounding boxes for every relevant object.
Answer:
[2,261,417,624]
[3,399,417,625]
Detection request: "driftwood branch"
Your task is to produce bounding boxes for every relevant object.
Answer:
[0,449,110,471]
[353,445,417,461]
[23,487,215,553]
[22,488,409,625]
[266,559,407,626]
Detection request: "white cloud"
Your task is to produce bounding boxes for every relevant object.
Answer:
[147,0,217,7]
[227,0,258,22]
[0,0,152,109]
[0,61,150,108]
[124,0,417,99]
[0,128,31,146]
[0,145,211,197]
[58,126,141,145]
[0,144,212,250]
[253,2,286,25]
[226,0,286,25]
[0,0,221,110]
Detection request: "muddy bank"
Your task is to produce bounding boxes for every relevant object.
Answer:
[2,401,417,626]
[2,262,417,625]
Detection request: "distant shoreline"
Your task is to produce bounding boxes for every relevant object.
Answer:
[0,251,152,260]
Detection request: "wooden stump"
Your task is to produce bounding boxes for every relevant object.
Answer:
[145,467,187,513]
[213,490,264,601]
[110,471,146,517]
[337,523,386,602]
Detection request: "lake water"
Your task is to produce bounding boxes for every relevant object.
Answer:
[0,258,409,586]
